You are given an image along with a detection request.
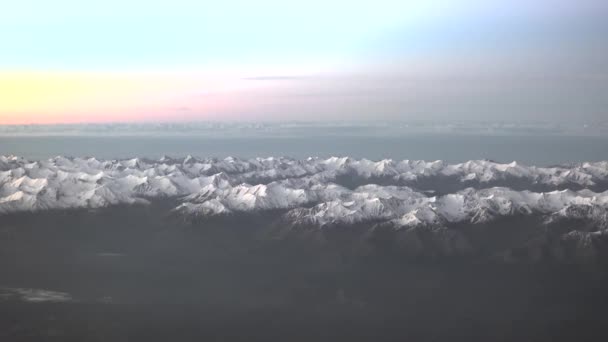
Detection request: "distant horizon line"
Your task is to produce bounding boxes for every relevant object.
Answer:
[1,119,606,127]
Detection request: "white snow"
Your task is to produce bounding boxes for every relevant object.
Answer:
[0,155,607,229]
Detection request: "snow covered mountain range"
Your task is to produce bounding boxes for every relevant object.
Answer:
[2,155,608,228]
[3,155,608,262]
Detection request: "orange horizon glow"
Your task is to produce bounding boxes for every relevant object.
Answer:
[0,71,252,125]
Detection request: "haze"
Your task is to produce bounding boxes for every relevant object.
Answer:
[1,0,607,124]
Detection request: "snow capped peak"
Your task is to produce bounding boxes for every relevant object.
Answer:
[2,154,608,265]
[395,206,442,227]
[0,155,607,227]
[158,155,174,163]
[183,155,197,164]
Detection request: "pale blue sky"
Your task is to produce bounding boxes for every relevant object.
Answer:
[1,0,607,122]
[2,0,604,70]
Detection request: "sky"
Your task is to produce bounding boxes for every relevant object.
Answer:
[0,0,607,124]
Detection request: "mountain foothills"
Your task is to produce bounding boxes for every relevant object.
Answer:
[2,155,608,263]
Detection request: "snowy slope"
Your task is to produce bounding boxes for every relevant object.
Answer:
[1,155,608,230]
